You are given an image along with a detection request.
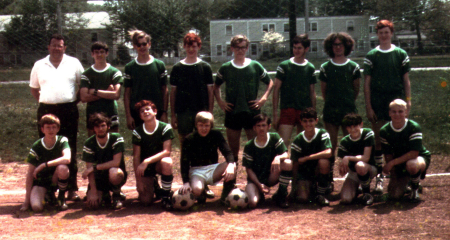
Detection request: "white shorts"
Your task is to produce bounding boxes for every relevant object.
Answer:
[346,165,377,183]
[189,163,221,186]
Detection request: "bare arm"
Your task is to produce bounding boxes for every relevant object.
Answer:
[160,85,169,123]
[214,83,233,112]
[320,82,327,104]
[383,150,419,175]
[85,162,101,208]
[82,152,122,179]
[30,88,40,102]
[170,86,178,129]
[92,84,122,100]
[353,78,361,101]
[124,87,135,130]
[271,151,289,173]
[80,87,100,103]
[246,167,269,194]
[136,140,172,177]
[364,75,376,123]
[249,79,274,109]
[33,148,71,179]
[272,78,282,129]
[21,164,36,210]
[403,72,412,116]
[297,148,332,164]
[310,84,316,110]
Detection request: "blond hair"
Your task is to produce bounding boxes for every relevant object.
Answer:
[195,111,214,128]
[389,99,407,110]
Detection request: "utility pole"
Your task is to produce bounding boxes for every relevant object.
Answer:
[57,0,62,34]
[305,0,309,34]
[288,0,297,57]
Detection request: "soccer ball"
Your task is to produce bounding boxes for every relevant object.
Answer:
[172,190,195,210]
[226,188,249,209]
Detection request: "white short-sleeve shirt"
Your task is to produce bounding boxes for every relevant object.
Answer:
[30,54,84,104]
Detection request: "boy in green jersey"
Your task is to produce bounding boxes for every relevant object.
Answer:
[319,32,361,191]
[364,20,412,193]
[124,30,168,130]
[170,32,214,147]
[338,113,377,206]
[243,113,292,208]
[132,100,175,209]
[82,113,127,209]
[273,34,316,149]
[80,42,123,136]
[214,35,273,164]
[380,99,430,202]
[290,108,332,206]
[21,114,71,212]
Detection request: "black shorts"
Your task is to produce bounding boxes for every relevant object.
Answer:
[94,168,127,192]
[225,111,257,130]
[143,162,158,177]
[32,167,57,189]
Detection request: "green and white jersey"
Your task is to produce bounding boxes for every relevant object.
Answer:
[170,59,213,113]
[275,58,316,110]
[124,57,168,113]
[338,128,375,171]
[380,119,430,159]
[243,132,287,183]
[80,64,123,118]
[291,128,332,161]
[132,121,174,161]
[364,45,410,96]
[82,133,126,171]
[27,135,70,167]
[215,58,271,115]
[319,59,360,124]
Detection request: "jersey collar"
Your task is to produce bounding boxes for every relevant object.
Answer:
[135,55,155,66]
[91,63,111,73]
[254,133,270,148]
[96,133,110,149]
[180,58,202,65]
[231,58,251,69]
[289,57,309,66]
[330,59,350,66]
[302,128,319,143]
[390,119,408,132]
[349,129,363,142]
[143,120,159,135]
[41,136,58,150]
[375,44,396,53]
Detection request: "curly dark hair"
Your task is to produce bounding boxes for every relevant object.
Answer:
[342,113,363,127]
[323,32,355,58]
[300,107,317,120]
[88,112,111,130]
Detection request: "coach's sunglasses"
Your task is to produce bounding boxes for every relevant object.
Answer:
[135,42,148,47]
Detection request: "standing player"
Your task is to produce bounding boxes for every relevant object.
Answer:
[132,100,174,209]
[80,42,123,136]
[178,112,236,204]
[243,114,292,208]
[82,113,127,209]
[124,29,168,129]
[290,108,332,206]
[214,34,273,164]
[380,99,430,202]
[364,20,412,193]
[319,32,361,191]
[170,32,214,146]
[338,113,377,206]
[21,114,71,212]
[273,34,316,148]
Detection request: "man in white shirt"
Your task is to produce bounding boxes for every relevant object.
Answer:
[30,34,84,201]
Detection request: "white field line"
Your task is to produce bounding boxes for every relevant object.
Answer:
[2,67,450,85]
[1,172,449,196]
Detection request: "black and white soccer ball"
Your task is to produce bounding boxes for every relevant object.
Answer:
[172,189,195,210]
[226,188,249,209]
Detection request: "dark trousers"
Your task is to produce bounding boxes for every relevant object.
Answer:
[37,102,79,191]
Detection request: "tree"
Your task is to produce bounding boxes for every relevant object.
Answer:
[313,0,365,16]
[261,31,285,54]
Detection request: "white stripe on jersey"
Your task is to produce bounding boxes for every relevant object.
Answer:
[276,66,284,74]
[30,149,38,160]
[409,132,422,141]
[112,137,124,148]
[160,70,168,78]
[380,137,388,145]
[83,146,95,155]
[243,153,253,162]
[80,75,90,84]
[364,58,372,67]
[338,145,347,153]
[260,69,267,79]
[162,124,172,135]
[132,130,141,140]
[353,64,361,75]
[113,71,122,79]
[402,56,410,66]
[321,132,330,141]
[364,131,374,140]
[275,138,284,148]
[291,143,302,153]
[216,72,223,79]
[319,66,327,78]
[124,73,131,79]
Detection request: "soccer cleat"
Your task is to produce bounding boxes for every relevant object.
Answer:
[45,191,58,206]
[410,189,420,203]
[67,191,81,202]
[161,197,173,210]
[119,191,127,201]
[153,176,163,201]
[204,186,215,199]
[272,191,289,209]
[357,185,363,194]
[374,176,384,193]
[112,193,123,209]
[57,191,68,211]
[315,195,330,206]
[362,193,374,206]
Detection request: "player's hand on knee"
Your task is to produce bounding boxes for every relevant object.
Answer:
[339,162,348,176]
[382,162,394,175]
[271,157,281,173]
[33,163,45,179]
[126,116,135,130]
[82,167,93,179]
[136,163,147,177]
[223,162,236,182]
[261,184,270,194]
[179,183,191,195]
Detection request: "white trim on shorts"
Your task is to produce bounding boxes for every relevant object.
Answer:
[189,163,221,186]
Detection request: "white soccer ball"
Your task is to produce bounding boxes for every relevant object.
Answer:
[226,188,249,209]
[172,189,195,210]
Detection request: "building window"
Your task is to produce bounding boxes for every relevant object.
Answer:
[262,23,275,32]
[91,32,98,42]
[310,22,318,32]
[369,25,375,33]
[370,40,377,48]
[284,23,289,32]
[251,43,257,55]
[9,54,14,64]
[226,25,233,36]
[347,21,354,31]
[357,40,364,50]
[216,45,222,56]
[226,44,232,56]
[309,41,318,52]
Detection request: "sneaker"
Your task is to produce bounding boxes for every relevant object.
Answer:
[205,186,215,199]
[272,191,289,208]
[112,194,123,209]
[410,189,420,203]
[362,193,374,206]
[161,197,173,210]
[374,176,384,193]
[57,192,68,211]
[315,195,330,206]
[67,191,81,202]
[101,192,112,208]
[45,191,58,206]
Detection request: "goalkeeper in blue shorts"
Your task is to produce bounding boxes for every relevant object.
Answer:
[337,113,377,206]
[380,99,430,202]
[21,114,71,212]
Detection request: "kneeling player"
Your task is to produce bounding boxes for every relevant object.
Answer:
[21,114,71,212]
[243,113,292,208]
[132,100,174,209]
[178,111,236,204]
[338,113,377,205]
[82,113,127,209]
[380,99,430,202]
[290,108,332,206]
